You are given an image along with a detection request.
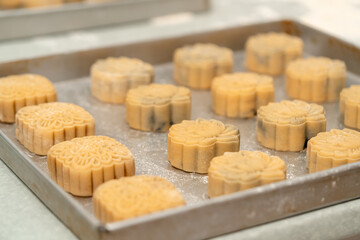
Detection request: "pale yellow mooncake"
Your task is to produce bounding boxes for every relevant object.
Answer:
[208,151,286,198]
[286,57,346,102]
[245,32,303,76]
[0,74,57,123]
[16,102,95,155]
[211,72,274,118]
[257,100,326,151]
[174,43,233,89]
[340,85,360,130]
[126,83,191,132]
[93,175,185,222]
[91,57,154,104]
[307,128,360,173]
[168,119,240,173]
[47,136,135,197]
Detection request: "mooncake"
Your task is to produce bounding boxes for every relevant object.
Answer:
[93,175,185,222]
[340,85,360,130]
[286,57,346,102]
[208,151,286,198]
[173,43,233,89]
[47,136,135,196]
[91,57,154,104]
[126,83,191,132]
[0,74,57,123]
[168,118,240,173]
[245,32,303,75]
[257,100,326,151]
[16,102,95,155]
[307,128,360,173]
[211,72,274,118]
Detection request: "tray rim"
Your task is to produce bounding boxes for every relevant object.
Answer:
[1,18,360,239]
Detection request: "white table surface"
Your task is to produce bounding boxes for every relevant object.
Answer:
[1,0,360,239]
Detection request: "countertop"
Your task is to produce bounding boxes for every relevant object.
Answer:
[1,0,360,239]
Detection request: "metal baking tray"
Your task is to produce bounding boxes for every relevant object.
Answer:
[1,19,360,240]
[0,0,209,41]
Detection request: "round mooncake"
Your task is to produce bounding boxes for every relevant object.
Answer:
[16,102,95,155]
[93,175,185,222]
[0,74,57,123]
[91,57,154,104]
[168,118,240,173]
[126,83,191,132]
[47,136,135,196]
[208,151,286,198]
[173,43,233,89]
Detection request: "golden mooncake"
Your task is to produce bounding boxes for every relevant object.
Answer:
[286,57,346,102]
[16,102,95,155]
[47,136,135,196]
[257,100,326,151]
[126,83,191,132]
[91,57,154,104]
[93,175,185,222]
[168,118,240,173]
[245,32,303,75]
[307,128,360,173]
[340,85,360,130]
[208,151,286,198]
[0,74,57,123]
[174,43,233,89]
[211,72,274,118]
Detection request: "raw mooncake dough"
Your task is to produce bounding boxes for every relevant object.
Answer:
[91,57,154,104]
[257,100,326,151]
[168,119,240,173]
[173,43,233,89]
[245,32,303,75]
[47,136,135,196]
[340,85,360,130]
[0,74,57,123]
[208,151,286,198]
[126,84,191,132]
[286,57,346,102]
[93,175,185,222]
[211,72,274,118]
[16,102,95,155]
[307,128,360,173]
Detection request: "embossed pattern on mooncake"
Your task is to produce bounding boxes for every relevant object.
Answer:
[168,118,240,173]
[208,151,286,197]
[340,85,360,130]
[286,57,346,102]
[211,72,274,118]
[245,32,303,75]
[91,57,154,104]
[174,43,233,89]
[307,128,360,173]
[0,74,57,123]
[93,175,185,222]
[16,102,95,155]
[47,136,135,196]
[257,100,326,151]
[126,83,191,132]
